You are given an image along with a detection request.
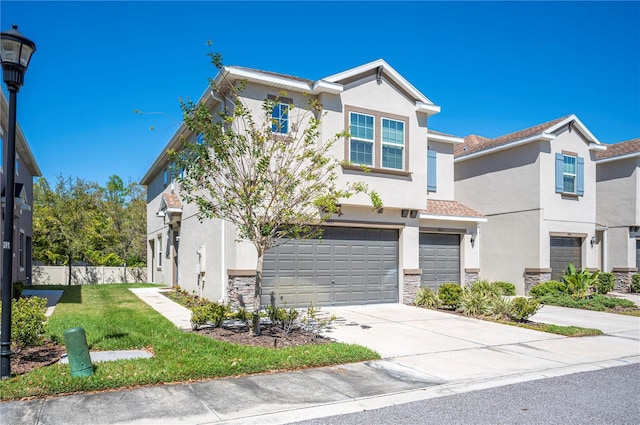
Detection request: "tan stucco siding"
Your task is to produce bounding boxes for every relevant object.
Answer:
[321,75,429,210]
[478,210,542,294]
[455,142,543,215]
[427,141,455,201]
[597,157,639,227]
[541,129,597,225]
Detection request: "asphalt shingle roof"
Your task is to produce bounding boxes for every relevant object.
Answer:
[595,138,640,160]
[454,115,571,158]
[423,199,484,218]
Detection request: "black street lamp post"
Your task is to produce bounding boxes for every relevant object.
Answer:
[0,24,36,379]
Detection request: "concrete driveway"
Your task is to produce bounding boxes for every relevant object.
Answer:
[321,303,640,383]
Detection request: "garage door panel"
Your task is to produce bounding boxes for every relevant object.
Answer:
[550,237,582,281]
[420,233,460,290]
[263,227,399,307]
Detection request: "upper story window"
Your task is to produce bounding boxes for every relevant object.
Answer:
[563,155,576,193]
[271,103,289,134]
[347,107,409,173]
[381,118,405,170]
[163,167,169,187]
[555,152,584,196]
[349,112,374,166]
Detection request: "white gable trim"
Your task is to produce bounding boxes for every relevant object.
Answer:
[596,151,640,164]
[323,59,440,115]
[455,133,556,163]
[428,131,464,144]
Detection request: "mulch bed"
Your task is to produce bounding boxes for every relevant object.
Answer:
[193,324,330,348]
[10,341,66,376]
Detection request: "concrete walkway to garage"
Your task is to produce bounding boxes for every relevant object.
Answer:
[3,288,639,425]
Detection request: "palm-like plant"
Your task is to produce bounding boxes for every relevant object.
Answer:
[563,262,599,299]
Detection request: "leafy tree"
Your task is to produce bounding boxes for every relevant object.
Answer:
[171,52,381,335]
[32,175,147,283]
[33,175,102,284]
[101,175,147,281]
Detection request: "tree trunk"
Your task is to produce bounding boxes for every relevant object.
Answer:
[67,260,72,286]
[252,252,264,336]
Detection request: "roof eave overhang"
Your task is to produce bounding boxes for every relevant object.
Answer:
[419,213,488,223]
[455,133,556,163]
[596,152,640,164]
[417,102,440,116]
[428,131,464,144]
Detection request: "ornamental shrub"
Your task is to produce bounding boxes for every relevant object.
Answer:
[529,280,567,298]
[0,296,48,348]
[470,280,502,298]
[508,297,541,322]
[631,274,640,293]
[488,296,514,320]
[437,283,463,308]
[457,289,491,316]
[492,281,516,296]
[414,286,441,309]
[563,262,599,299]
[190,301,231,329]
[595,272,615,294]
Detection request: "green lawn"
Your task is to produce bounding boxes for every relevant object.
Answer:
[0,284,378,400]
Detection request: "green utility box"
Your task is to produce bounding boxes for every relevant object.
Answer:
[62,327,93,377]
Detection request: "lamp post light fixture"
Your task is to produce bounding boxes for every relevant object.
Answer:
[0,24,36,379]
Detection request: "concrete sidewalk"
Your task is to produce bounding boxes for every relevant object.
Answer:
[2,288,639,425]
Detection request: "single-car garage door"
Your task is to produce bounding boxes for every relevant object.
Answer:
[419,233,460,290]
[550,236,582,281]
[263,227,398,307]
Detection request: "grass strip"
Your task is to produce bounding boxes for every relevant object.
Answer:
[0,284,378,400]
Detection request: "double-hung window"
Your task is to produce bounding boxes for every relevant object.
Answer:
[555,152,584,196]
[349,112,374,166]
[563,155,576,193]
[271,103,289,134]
[381,118,404,170]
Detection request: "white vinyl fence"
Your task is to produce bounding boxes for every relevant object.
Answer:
[32,266,147,285]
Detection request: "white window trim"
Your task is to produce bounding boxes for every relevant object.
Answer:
[563,154,577,194]
[380,116,405,170]
[157,234,162,269]
[349,111,375,167]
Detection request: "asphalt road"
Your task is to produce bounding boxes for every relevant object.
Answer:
[291,363,640,425]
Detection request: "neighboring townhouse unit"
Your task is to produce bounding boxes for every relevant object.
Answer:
[142,59,483,308]
[0,90,42,286]
[454,115,606,294]
[596,138,639,290]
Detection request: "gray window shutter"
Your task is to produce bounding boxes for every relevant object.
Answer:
[555,152,564,193]
[427,149,437,192]
[577,156,584,196]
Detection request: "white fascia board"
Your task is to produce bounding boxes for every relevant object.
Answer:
[323,59,436,106]
[455,133,556,163]
[589,142,608,152]
[312,80,343,94]
[419,213,488,223]
[226,67,312,92]
[596,152,640,164]
[417,102,441,116]
[323,59,387,82]
[549,114,603,146]
[428,131,464,144]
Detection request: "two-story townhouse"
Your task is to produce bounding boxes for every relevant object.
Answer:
[454,115,606,294]
[142,59,483,308]
[0,90,41,286]
[596,138,639,291]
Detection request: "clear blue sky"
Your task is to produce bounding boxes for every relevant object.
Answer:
[2,1,639,186]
